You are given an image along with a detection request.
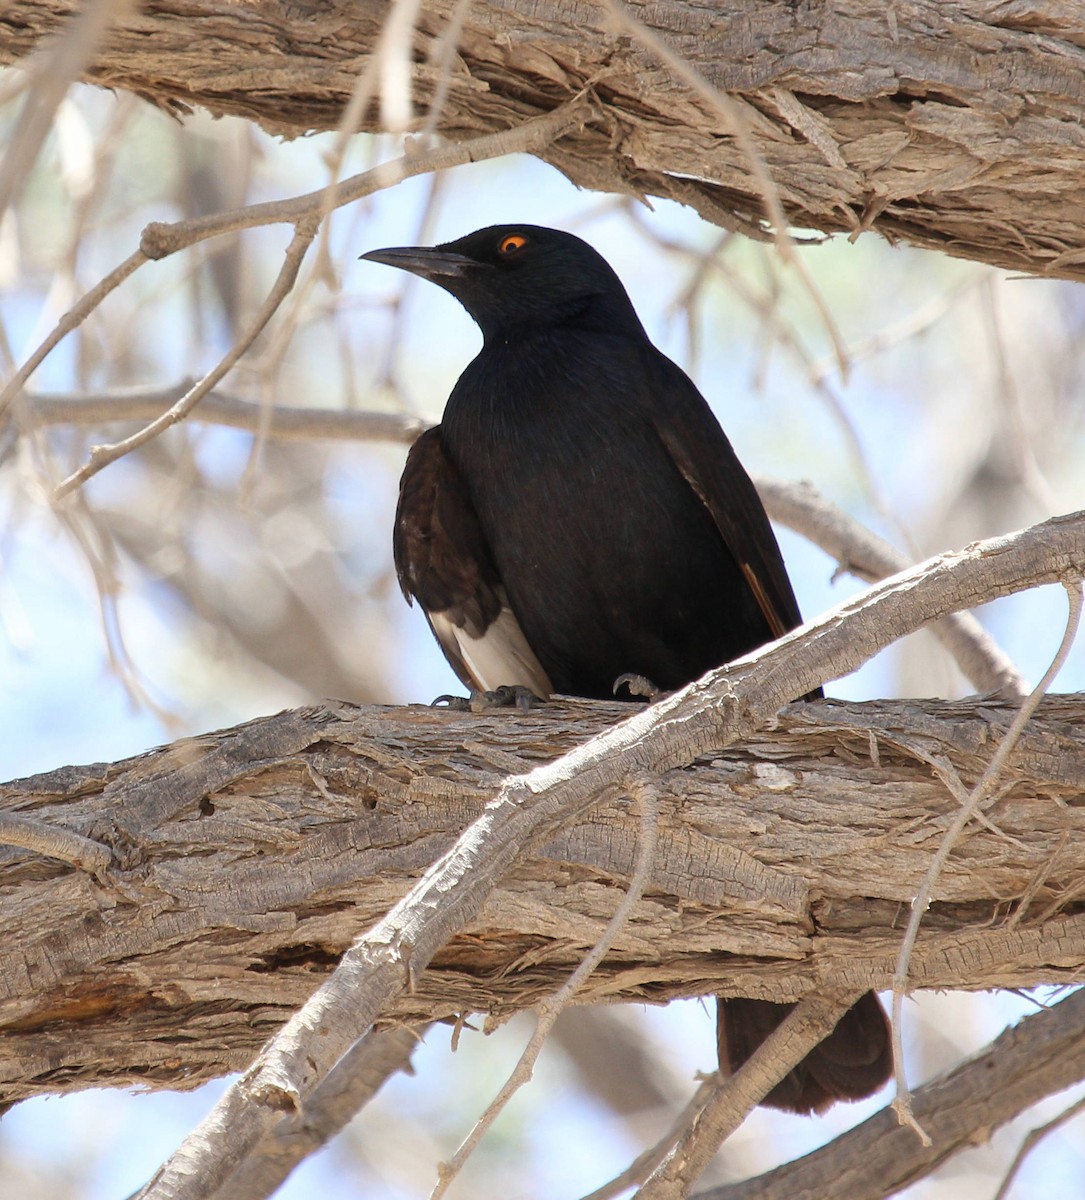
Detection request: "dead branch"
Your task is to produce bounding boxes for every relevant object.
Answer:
[214,1025,421,1200]
[2,1,1084,279]
[0,100,590,423]
[754,477,1028,699]
[22,384,425,444]
[3,510,1083,1195]
[431,778,660,1199]
[638,994,864,1200]
[1,519,1084,1112]
[53,220,321,498]
[889,580,1082,1132]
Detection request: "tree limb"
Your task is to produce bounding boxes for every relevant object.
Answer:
[22,384,425,445]
[0,514,1081,1122]
[2,1,1085,278]
[755,477,1029,699]
[639,993,864,1200]
[214,1025,421,1200]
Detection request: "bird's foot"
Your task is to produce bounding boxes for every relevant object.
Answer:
[432,685,545,713]
[613,672,664,701]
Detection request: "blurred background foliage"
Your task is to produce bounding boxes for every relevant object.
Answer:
[2,83,1085,1199]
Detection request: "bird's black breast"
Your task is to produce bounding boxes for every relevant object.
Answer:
[437,328,777,698]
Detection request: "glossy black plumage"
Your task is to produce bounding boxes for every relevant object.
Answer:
[364,224,891,1113]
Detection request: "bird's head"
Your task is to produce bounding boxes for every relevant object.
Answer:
[361,224,645,342]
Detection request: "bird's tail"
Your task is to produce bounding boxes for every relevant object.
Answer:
[717,991,891,1114]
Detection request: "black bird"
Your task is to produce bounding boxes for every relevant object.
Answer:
[363,224,891,1113]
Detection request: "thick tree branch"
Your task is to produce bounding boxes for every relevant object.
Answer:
[15,692,1085,1104]
[107,512,1085,1194]
[1,512,1083,1124]
[2,2,1084,279]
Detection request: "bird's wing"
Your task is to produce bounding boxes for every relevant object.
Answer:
[394,426,553,696]
[648,367,804,639]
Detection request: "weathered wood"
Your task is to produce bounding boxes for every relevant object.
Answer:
[2,1,1084,280]
[3,694,1085,1105]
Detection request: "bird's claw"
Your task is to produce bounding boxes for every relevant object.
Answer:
[613,672,662,700]
[432,686,545,712]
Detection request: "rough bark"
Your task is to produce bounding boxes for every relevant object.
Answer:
[2,2,1085,280]
[4,693,1085,1108]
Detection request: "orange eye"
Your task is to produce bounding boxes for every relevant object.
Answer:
[498,233,528,255]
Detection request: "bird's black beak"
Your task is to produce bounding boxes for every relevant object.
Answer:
[360,245,478,280]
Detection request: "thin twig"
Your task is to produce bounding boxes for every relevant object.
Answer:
[0,250,147,418]
[890,580,1084,1135]
[991,1089,1085,1200]
[431,776,660,1200]
[622,205,905,543]
[18,378,1032,698]
[0,0,133,220]
[638,993,863,1199]
[137,99,592,259]
[2,101,591,426]
[52,221,321,499]
[580,1078,720,1200]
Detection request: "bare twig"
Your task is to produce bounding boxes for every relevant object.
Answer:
[1,100,591,427]
[17,380,1031,698]
[889,581,1084,1133]
[418,0,474,145]
[580,1078,721,1200]
[0,250,147,419]
[597,0,849,381]
[637,993,863,1199]
[431,776,660,1200]
[52,221,320,498]
[0,0,133,219]
[44,490,181,724]
[621,205,904,542]
[21,385,425,444]
[991,1089,1085,1200]
[137,99,592,259]
[981,275,1060,516]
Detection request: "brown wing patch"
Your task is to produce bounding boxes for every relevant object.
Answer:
[394,426,503,638]
[394,426,553,694]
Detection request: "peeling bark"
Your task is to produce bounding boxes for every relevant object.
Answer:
[4,694,1085,1106]
[2,2,1085,279]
